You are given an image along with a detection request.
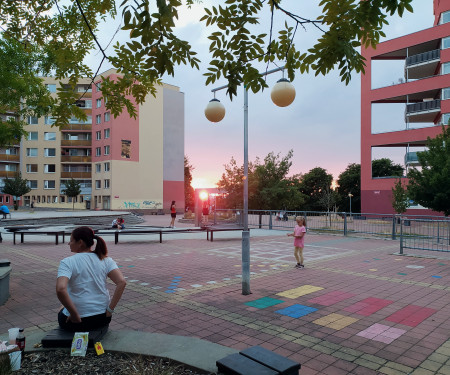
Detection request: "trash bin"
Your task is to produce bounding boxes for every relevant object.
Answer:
[0,259,11,305]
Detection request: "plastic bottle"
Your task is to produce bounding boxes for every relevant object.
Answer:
[15,328,25,353]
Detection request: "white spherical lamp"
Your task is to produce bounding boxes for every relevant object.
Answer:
[271,78,296,107]
[205,98,226,123]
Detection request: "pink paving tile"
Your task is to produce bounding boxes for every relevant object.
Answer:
[357,324,406,344]
[344,298,393,316]
[385,305,437,327]
[364,323,389,334]
[307,291,356,306]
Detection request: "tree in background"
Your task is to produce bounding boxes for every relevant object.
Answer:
[251,151,305,210]
[184,156,195,211]
[299,167,333,212]
[408,126,450,216]
[62,179,82,211]
[0,1,414,144]
[391,179,409,215]
[1,173,31,210]
[372,158,404,178]
[336,163,361,213]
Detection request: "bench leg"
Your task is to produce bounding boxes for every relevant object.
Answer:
[211,232,214,242]
[55,234,59,245]
[13,232,16,245]
[115,232,118,245]
[21,233,24,243]
[207,231,209,241]
[159,232,162,243]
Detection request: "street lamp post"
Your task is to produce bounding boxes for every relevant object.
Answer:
[205,67,295,295]
[348,193,353,217]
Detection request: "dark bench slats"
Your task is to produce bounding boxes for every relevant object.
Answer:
[240,346,300,375]
[217,353,278,375]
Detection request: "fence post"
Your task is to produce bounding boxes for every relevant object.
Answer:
[344,213,347,236]
[269,211,273,230]
[259,213,262,229]
[392,215,396,240]
[399,217,404,254]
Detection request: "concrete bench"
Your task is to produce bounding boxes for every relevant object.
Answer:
[41,326,108,348]
[96,227,205,244]
[205,226,246,241]
[0,259,11,305]
[217,346,300,375]
[13,230,66,245]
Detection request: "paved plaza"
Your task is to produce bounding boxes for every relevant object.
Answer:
[1,214,449,374]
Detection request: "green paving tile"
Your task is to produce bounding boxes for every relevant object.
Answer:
[245,297,285,309]
[397,273,407,275]
[353,358,382,371]
[384,361,414,373]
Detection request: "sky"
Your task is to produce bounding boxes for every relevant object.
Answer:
[89,0,435,189]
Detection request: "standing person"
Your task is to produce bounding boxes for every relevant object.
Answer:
[56,226,127,332]
[287,216,307,269]
[169,201,176,228]
[202,201,209,226]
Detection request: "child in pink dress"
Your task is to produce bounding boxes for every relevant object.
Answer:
[287,216,307,268]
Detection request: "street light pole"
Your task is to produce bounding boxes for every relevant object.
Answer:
[209,66,292,295]
[348,193,353,217]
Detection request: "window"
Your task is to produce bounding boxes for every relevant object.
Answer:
[96,82,102,92]
[46,84,56,93]
[42,196,45,203]
[26,148,38,157]
[442,113,450,125]
[5,196,9,204]
[77,85,92,93]
[96,147,101,157]
[441,11,450,24]
[26,164,38,173]
[27,180,38,189]
[104,179,110,189]
[104,162,110,172]
[44,132,56,141]
[95,180,101,189]
[443,88,450,100]
[44,148,56,157]
[443,37,450,50]
[85,100,92,108]
[96,131,101,140]
[443,63,450,75]
[27,116,38,125]
[5,165,17,172]
[6,115,15,122]
[6,148,18,155]
[60,196,65,203]
[96,114,101,124]
[96,99,102,108]
[44,164,56,173]
[45,116,56,125]
[96,163,101,173]
[104,112,110,122]
[104,128,110,139]
[44,180,55,189]
[27,132,38,141]
[53,196,58,203]
[104,145,110,155]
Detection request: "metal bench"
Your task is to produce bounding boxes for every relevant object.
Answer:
[205,225,246,241]
[13,230,66,245]
[217,346,300,375]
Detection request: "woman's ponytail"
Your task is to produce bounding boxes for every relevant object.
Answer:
[93,234,108,260]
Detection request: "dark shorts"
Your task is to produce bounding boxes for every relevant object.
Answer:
[58,308,111,332]
[171,213,176,218]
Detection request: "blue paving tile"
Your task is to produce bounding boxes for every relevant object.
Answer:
[165,290,176,293]
[432,275,442,278]
[275,304,318,318]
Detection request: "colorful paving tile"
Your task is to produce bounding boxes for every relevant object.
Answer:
[385,305,437,327]
[432,275,442,278]
[275,304,318,318]
[344,297,394,316]
[277,285,324,299]
[245,297,285,309]
[357,323,406,344]
[313,313,359,330]
[307,291,355,306]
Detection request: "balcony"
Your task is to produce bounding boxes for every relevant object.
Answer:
[61,139,91,147]
[405,99,440,123]
[405,49,440,79]
[405,152,420,166]
[0,170,18,178]
[61,155,91,163]
[0,154,20,162]
[61,172,92,178]
[61,124,92,131]
[60,186,92,195]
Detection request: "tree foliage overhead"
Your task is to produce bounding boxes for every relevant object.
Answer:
[408,126,450,216]
[0,0,414,145]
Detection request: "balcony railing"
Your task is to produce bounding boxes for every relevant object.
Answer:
[406,49,440,66]
[61,172,92,179]
[0,154,20,162]
[61,139,91,147]
[0,170,18,177]
[61,155,91,163]
[406,99,440,114]
[61,124,92,131]
[405,152,420,166]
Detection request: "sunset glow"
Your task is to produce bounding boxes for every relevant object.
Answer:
[191,177,217,190]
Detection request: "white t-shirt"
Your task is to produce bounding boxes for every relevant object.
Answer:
[57,252,118,318]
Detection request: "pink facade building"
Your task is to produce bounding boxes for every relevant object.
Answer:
[361,0,450,214]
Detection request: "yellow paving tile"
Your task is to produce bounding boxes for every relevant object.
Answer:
[369,269,377,272]
[328,317,358,330]
[313,314,358,330]
[313,313,343,326]
[277,285,324,299]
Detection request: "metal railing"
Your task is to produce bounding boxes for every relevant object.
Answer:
[405,49,440,66]
[406,99,440,114]
[212,209,450,254]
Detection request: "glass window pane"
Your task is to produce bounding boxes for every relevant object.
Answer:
[443,37,450,49]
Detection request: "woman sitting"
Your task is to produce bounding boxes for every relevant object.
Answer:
[56,226,126,332]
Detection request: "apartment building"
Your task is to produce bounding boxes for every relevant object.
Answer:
[0,69,185,212]
[361,0,450,214]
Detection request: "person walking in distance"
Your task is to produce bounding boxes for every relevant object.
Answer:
[169,201,176,228]
[287,216,307,269]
